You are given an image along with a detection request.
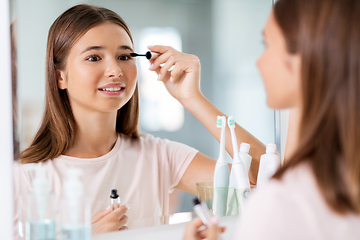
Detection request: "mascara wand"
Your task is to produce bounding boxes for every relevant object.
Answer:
[130,51,158,60]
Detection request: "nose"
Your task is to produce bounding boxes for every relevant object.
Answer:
[105,58,123,78]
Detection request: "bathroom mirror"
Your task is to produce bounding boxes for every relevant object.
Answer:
[14,0,274,229]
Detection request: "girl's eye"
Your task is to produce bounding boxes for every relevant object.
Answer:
[86,55,101,62]
[261,40,267,47]
[118,54,132,61]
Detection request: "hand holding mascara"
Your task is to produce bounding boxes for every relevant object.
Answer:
[190,198,225,240]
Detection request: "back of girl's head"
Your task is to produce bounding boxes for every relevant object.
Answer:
[273,0,360,214]
[21,4,139,163]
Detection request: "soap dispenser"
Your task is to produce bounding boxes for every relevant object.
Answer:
[60,168,91,240]
[26,165,56,240]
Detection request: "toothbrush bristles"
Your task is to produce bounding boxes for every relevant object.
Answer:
[217,119,222,127]
[217,116,226,128]
[228,116,235,128]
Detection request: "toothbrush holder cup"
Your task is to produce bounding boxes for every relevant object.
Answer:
[196,181,254,217]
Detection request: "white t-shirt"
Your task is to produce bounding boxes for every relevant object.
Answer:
[14,133,198,236]
[235,163,360,240]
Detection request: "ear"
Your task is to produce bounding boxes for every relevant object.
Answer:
[286,53,302,81]
[56,70,67,90]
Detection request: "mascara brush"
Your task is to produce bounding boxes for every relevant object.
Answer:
[130,51,158,60]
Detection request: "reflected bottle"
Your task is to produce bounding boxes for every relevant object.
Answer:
[257,143,281,188]
[26,165,56,240]
[60,168,91,240]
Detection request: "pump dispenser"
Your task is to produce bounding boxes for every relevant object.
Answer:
[60,168,91,240]
[239,143,252,173]
[26,165,56,240]
[257,143,281,188]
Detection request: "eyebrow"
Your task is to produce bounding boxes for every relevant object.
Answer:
[81,45,134,54]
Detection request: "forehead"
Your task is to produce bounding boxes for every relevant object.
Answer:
[264,11,282,38]
[72,22,133,51]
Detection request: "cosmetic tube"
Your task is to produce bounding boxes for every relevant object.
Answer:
[257,144,281,188]
[193,198,211,226]
[110,189,121,211]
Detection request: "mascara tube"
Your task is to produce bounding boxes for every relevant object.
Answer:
[193,198,211,226]
[110,189,121,211]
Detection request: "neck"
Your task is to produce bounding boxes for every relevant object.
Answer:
[64,107,118,158]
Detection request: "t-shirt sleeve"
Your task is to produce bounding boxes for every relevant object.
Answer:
[159,138,199,192]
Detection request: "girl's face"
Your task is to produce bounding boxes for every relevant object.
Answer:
[257,11,302,110]
[57,23,137,114]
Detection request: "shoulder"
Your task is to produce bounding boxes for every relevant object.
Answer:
[14,160,48,194]
[237,164,320,240]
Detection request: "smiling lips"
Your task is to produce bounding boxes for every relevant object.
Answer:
[98,83,125,96]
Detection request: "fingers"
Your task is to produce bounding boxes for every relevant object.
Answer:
[187,217,205,232]
[148,46,200,80]
[197,216,224,240]
[91,204,130,234]
[169,64,183,83]
[207,216,221,240]
[91,207,111,224]
[182,217,204,240]
[147,45,173,55]
[149,50,174,73]
[111,204,129,221]
[118,214,128,228]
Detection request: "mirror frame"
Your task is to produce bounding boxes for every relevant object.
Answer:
[0,0,15,239]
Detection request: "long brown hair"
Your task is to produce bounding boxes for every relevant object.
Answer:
[273,0,360,214]
[21,4,140,163]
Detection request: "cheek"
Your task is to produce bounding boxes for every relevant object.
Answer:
[125,62,138,87]
[257,50,274,93]
[267,70,299,109]
[257,51,299,109]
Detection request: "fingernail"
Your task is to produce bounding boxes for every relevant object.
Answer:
[170,77,173,82]
[157,74,161,81]
[210,215,219,225]
[147,45,154,48]
[106,206,111,210]
[125,204,130,210]
[149,64,153,70]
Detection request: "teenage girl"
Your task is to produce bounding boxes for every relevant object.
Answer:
[15,4,265,235]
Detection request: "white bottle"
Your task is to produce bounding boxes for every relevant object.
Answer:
[257,143,281,188]
[60,168,91,240]
[239,143,252,173]
[26,165,56,240]
[212,116,229,217]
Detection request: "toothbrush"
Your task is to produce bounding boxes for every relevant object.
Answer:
[226,116,250,215]
[212,116,230,217]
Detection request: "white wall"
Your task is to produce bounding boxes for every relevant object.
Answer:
[0,0,15,238]
[212,0,274,162]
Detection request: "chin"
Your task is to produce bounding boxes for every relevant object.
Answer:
[266,98,288,110]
